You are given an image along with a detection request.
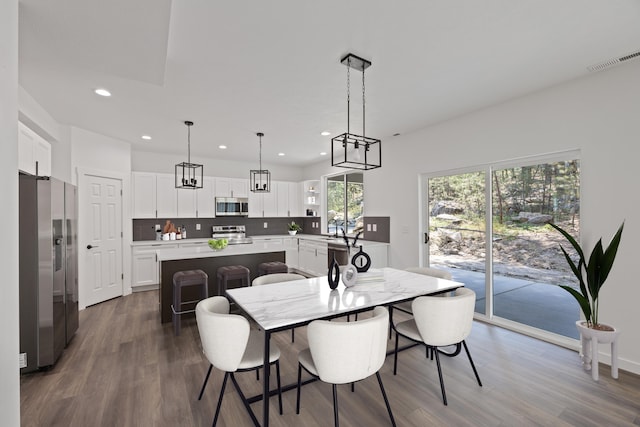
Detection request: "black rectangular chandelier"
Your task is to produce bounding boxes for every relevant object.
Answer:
[175,121,203,189]
[250,132,271,192]
[331,53,381,170]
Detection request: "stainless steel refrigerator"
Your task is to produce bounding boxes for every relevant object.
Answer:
[19,174,78,373]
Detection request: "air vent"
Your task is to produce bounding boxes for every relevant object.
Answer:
[588,50,640,72]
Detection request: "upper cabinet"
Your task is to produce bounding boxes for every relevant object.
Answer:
[132,172,157,218]
[215,177,248,198]
[18,121,51,177]
[133,172,216,219]
[249,181,302,218]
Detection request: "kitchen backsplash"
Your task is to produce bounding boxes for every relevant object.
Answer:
[132,216,390,242]
[132,217,321,241]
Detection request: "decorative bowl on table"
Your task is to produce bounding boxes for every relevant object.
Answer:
[208,238,228,251]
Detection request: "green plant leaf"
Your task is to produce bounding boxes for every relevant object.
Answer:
[599,222,624,285]
[549,223,585,261]
[560,285,592,323]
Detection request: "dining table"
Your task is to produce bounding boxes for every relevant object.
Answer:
[225,267,464,427]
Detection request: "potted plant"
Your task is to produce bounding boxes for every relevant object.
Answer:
[288,221,302,236]
[550,221,624,379]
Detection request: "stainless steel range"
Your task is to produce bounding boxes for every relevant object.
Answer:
[211,225,253,245]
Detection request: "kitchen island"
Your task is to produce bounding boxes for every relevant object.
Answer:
[156,244,286,323]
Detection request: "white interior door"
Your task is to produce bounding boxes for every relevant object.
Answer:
[82,175,123,306]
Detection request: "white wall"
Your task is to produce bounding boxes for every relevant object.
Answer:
[132,149,304,182]
[71,127,134,302]
[357,60,640,374]
[1,0,21,424]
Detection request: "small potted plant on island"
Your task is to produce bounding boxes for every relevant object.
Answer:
[288,221,302,236]
[550,221,624,381]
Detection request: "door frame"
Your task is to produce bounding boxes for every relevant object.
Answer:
[76,167,132,310]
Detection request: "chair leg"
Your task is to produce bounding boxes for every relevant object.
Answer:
[291,328,295,343]
[296,363,302,414]
[256,368,259,381]
[230,372,260,427]
[212,372,229,427]
[433,346,448,406]
[332,383,340,427]
[393,331,400,375]
[462,340,483,387]
[276,360,283,415]
[376,372,397,427]
[198,364,213,400]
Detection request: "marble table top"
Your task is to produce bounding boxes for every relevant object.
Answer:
[226,267,463,331]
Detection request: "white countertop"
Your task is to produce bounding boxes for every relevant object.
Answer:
[156,242,287,261]
[132,233,388,247]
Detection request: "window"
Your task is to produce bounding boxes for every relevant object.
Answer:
[423,151,581,340]
[326,172,364,235]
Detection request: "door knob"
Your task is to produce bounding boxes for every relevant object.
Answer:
[87,244,99,249]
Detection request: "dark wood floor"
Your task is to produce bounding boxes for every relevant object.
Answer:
[20,290,640,427]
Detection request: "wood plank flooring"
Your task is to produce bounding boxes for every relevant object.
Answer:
[20,290,640,426]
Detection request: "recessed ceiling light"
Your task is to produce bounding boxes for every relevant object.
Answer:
[94,88,111,97]
[219,145,227,149]
[321,131,331,136]
[141,135,152,140]
[320,152,327,156]
[278,152,285,156]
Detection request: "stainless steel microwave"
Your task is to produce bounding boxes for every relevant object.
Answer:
[215,197,249,216]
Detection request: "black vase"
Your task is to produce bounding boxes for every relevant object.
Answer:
[351,246,371,273]
[328,253,340,289]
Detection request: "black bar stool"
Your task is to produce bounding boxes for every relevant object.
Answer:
[216,265,251,295]
[172,269,208,336]
[258,261,288,276]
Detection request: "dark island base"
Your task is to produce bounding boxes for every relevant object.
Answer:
[159,251,285,323]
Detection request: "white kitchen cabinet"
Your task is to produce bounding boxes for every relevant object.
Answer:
[18,121,51,176]
[156,173,178,218]
[249,188,277,217]
[132,243,178,288]
[275,181,302,217]
[297,239,327,276]
[288,182,302,217]
[215,177,248,198]
[177,186,197,218]
[196,176,216,218]
[132,172,157,218]
[284,237,299,269]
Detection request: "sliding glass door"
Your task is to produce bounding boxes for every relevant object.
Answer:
[424,153,580,339]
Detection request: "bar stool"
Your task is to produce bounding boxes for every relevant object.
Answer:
[216,265,251,295]
[258,261,288,276]
[172,269,208,336]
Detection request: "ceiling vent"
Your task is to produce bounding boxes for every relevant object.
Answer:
[587,50,640,72]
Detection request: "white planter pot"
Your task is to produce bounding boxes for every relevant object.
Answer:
[288,230,297,236]
[575,320,620,381]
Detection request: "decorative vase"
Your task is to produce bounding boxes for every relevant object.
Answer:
[327,254,340,290]
[351,246,371,273]
[288,230,297,236]
[575,320,620,381]
[341,264,358,287]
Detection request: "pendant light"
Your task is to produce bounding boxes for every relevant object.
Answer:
[175,120,203,189]
[331,53,381,170]
[250,132,271,192]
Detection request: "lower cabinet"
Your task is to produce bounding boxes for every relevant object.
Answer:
[297,239,328,277]
[132,244,177,288]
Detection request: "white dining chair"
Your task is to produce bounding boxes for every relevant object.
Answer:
[195,296,283,427]
[296,306,396,427]
[252,272,306,342]
[388,267,453,339]
[393,287,482,405]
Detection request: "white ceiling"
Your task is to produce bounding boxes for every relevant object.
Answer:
[18,0,640,167]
